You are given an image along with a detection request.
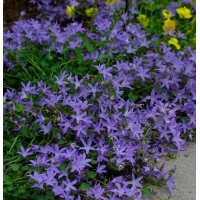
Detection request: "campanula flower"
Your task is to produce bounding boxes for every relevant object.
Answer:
[168,37,181,50]
[66,5,75,19]
[18,146,33,158]
[166,177,177,195]
[85,7,98,17]
[40,121,52,134]
[176,6,192,19]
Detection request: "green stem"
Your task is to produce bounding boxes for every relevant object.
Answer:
[26,55,45,75]
[8,131,21,154]
[29,136,36,146]
[5,48,31,77]
[4,155,20,162]
[21,66,31,77]
[144,122,156,136]
[4,73,25,80]
[12,176,27,182]
[96,179,106,185]
[3,84,13,90]
[4,158,21,166]
[75,10,86,16]
[137,84,154,92]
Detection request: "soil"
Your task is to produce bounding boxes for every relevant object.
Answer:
[3,0,38,31]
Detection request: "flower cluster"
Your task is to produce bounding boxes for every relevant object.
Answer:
[3,0,196,199]
[4,40,196,198]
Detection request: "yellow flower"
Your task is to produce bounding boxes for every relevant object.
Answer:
[176,6,192,19]
[85,7,98,17]
[105,0,120,6]
[137,14,147,22]
[168,38,181,50]
[66,5,75,19]
[162,19,176,34]
[162,9,172,19]
[137,14,149,29]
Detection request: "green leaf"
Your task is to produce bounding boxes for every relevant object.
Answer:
[142,188,153,196]
[17,188,26,194]
[108,90,116,97]
[77,66,87,72]
[32,167,42,173]
[91,158,97,164]
[21,127,35,138]
[22,165,30,171]
[3,139,12,148]
[46,191,55,200]
[58,163,67,171]
[41,60,49,68]
[107,137,113,144]
[79,182,90,191]
[62,48,70,54]
[128,92,138,102]
[77,54,84,63]
[84,41,95,53]
[75,33,85,38]
[108,161,118,171]
[89,150,98,156]
[11,171,19,179]
[10,164,20,171]
[87,171,96,179]
[4,173,12,185]
[155,85,164,93]
[7,184,14,191]
[21,127,28,136]
[15,104,24,112]
[26,130,35,138]
[96,41,105,47]
[45,55,54,62]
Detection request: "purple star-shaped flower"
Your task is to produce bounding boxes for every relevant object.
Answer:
[40,121,52,134]
[18,146,33,158]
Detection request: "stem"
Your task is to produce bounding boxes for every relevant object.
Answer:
[5,48,31,77]
[29,136,36,146]
[4,73,25,80]
[137,84,154,92]
[4,158,21,166]
[22,66,31,77]
[144,122,156,136]
[3,84,13,90]
[26,55,45,75]
[4,155,20,162]
[96,179,106,185]
[75,10,86,16]
[12,176,27,182]
[8,131,21,154]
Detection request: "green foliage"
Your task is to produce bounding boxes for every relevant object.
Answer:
[87,170,96,179]
[108,161,119,171]
[79,182,91,191]
[3,0,196,199]
[15,104,24,112]
[142,187,153,196]
[128,92,138,102]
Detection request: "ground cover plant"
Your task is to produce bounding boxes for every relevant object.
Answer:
[3,0,196,199]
